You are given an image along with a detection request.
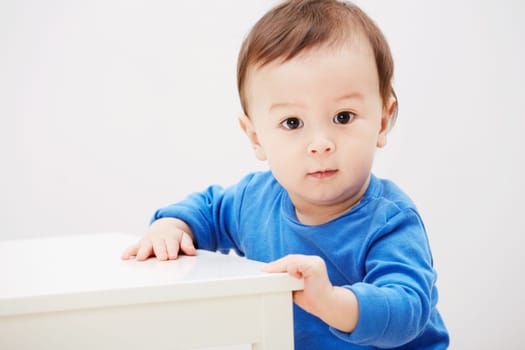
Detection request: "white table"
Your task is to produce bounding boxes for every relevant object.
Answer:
[0,233,303,350]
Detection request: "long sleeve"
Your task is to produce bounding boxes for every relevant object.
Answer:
[329,208,442,348]
[150,172,449,349]
[152,174,255,255]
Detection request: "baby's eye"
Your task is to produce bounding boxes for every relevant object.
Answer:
[333,111,355,124]
[281,117,304,130]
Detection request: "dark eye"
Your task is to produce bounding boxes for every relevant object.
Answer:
[333,111,355,124]
[281,117,304,130]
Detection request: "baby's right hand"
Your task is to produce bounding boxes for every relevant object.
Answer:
[121,218,196,261]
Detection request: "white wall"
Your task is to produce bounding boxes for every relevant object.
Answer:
[2,0,524,348]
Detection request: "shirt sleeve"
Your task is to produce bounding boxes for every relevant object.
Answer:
[151,174,255,255]
[329,208,437,348]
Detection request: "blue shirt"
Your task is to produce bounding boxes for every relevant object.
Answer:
[154,171,449,349]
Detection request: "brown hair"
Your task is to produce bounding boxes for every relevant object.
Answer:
[237,0,398,127]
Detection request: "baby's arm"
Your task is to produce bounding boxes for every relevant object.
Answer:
[121,217,196,261]
[263,255,359,333]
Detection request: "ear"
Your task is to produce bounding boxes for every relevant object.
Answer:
[376,96,397,148]
[239,114,267,161]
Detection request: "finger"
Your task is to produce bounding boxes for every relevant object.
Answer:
[152,238,168,261]
[180,233,197,256]
[262,256,303,278]
[121,244,139,260]
[165,236,180,260]
[135,240,154,261]
[261,257,288,273]
[264,255,323,279]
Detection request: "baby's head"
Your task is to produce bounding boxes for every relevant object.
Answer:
[237,0,398,126]
[237,0,399,222]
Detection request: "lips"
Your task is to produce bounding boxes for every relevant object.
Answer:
[308,169,338,179]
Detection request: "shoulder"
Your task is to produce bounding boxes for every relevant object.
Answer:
[366,174,417,210]
[358,175,433,259]
[230,171,286,230]
[237,170,280,189]
[218,171,283,206]
[359,174,423,227]
[190,171,282,207]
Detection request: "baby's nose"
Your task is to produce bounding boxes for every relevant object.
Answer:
[307,137,335,155]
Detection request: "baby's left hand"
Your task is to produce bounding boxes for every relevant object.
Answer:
[263,254,359,333]
[262,254,334,317]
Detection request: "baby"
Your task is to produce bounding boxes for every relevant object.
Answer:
[122,0,449,348]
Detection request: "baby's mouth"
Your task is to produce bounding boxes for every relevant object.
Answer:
[308,169,338,179]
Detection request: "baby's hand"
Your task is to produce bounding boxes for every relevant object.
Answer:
[262,254,359,333]
[262,254,333,316]
[121,218,196,261]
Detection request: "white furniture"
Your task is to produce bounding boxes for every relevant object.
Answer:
[0,233,303,350]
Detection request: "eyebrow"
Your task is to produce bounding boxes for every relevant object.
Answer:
[269,92,364,112]
[335,92,364,102]
[269,101,305,112]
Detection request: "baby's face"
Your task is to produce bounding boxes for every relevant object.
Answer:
[241,35,393,217]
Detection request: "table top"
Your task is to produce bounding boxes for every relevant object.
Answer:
[0,233,303,316]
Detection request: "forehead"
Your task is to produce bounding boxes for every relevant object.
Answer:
[244,35,379,110]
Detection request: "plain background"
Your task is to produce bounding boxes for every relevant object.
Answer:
[2,0,524,348]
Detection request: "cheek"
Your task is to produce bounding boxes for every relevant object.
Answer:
[259,133,286,156]
[340,131,378,166]
[261,138,300,176]
[262,143,288,165]
[353,144,377,175]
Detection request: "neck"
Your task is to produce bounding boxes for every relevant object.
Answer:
[293,176,370,226]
